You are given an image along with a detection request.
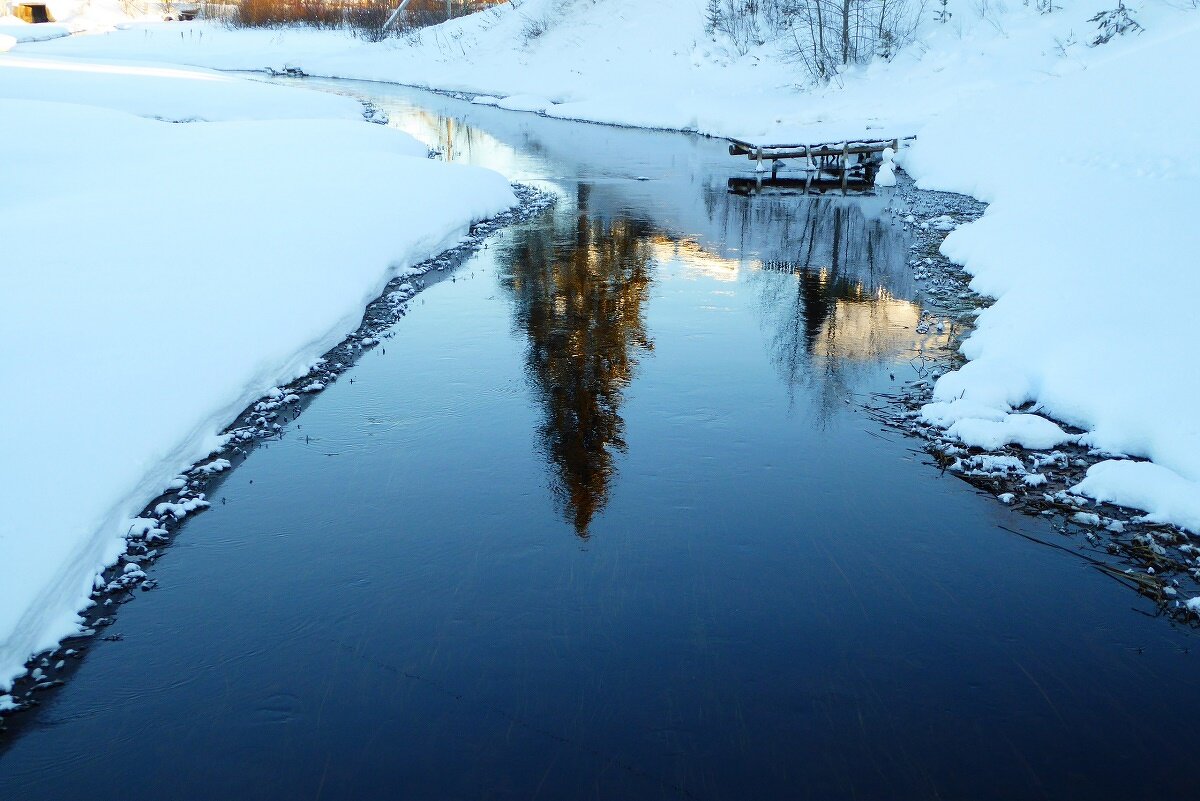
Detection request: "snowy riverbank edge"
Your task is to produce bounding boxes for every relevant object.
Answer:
[0,185,557,724]
[868,178,1200,623]
[0,53,520,701]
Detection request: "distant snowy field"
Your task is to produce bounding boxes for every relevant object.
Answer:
[0,48,515,694]
[4,0,1200,689]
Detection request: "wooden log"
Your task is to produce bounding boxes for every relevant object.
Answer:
[743,142,894,161]
[730,135,915,162]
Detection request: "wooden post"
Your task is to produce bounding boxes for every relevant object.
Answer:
[841,143,849,194]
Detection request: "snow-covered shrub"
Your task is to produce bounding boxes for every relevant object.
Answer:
[705,0,924,78]
[779,0,926,81]
[1089,2,1143,46]
[520,13,551,44]
[705,0,788,55]
[345,0,392,40]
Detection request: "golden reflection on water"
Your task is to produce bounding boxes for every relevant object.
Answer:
[502,185,654,536]
[500,188,930,536]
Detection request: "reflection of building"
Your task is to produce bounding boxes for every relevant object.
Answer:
[501,186,654,537]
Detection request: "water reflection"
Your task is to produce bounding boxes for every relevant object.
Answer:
[500,185,654,535]
[748,198,927,413]
[339,81,934,529]
[497,186,930,530]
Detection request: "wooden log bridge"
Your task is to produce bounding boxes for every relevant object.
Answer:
[727,136,913,195]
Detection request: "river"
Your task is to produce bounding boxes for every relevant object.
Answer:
[1,79,1196,800]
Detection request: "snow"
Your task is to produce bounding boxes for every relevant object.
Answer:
[0,52,514,691]
[0,19,71,44]
[0,52,363,122]
[4,0,1200,684]
[153,499,210,520]
[1073,461,1200,535]
[495,94,553,113]
[945,414,1076,452]
[875,146,897,187]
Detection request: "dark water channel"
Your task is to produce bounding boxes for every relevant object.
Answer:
[2,81,1197,800]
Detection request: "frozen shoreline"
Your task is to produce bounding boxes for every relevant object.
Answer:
[867,178,1200,619]
[0,186,555,724]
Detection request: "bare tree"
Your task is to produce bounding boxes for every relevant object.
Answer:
[706,0,925,82]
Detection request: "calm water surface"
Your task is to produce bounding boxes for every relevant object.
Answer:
[2,81,1197,800]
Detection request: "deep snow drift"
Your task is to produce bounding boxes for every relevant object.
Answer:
[0,52,515,693]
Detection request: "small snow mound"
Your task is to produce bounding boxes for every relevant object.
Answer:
[875,145,897,188]
[946,413,1075,451]
[194,458,231,475]
[153,498,210,520]
[127,518,168,542]
[921,399,1007,427]
[953,454,1026,476]
[1072,460,1200,534]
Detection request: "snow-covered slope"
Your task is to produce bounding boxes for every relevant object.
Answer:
[0,54,515,694]
[902,15,1200,533]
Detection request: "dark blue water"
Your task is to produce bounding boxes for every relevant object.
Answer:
[2,81,1196,800]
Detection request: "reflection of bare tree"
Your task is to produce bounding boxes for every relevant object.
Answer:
[735,196,916,422]
[501,186,655,537]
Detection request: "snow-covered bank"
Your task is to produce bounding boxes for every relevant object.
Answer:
[0,53,515,692]
[901,15,1200,535]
